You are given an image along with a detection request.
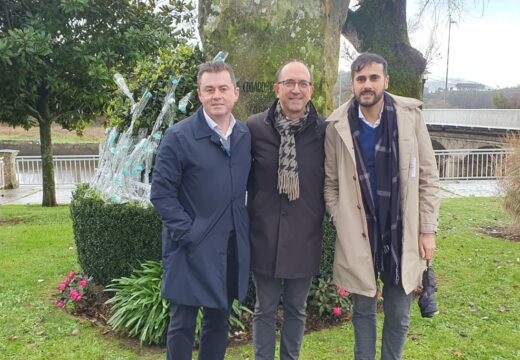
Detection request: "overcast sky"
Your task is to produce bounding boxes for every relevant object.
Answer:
[340,0,520,88]
[407,0,520,88]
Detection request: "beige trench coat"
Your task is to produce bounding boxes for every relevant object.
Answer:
[324,93,440,297]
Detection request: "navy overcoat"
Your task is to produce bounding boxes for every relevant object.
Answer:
[150,108,251,309]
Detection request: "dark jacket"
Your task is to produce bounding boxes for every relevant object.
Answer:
[150,108,251,309]
[247,100,327,279]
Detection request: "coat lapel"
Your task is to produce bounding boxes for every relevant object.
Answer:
[231,122,248,151]
[329,100,356,164]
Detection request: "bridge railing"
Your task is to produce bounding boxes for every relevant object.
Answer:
[423,109,520,130]
[434,148,512,180]
[16,155,99,185]
[13,148,514,185]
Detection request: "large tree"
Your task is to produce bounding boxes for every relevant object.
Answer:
[0,0,194,206]
[343,0,427,99]
[343,0,487,99]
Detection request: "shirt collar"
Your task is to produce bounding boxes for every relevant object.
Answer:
[203,109,236,140]
[358,102,384,128]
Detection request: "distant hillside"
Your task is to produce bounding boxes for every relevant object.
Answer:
[423,74,495,94]
[333,71,519,109]
[424,86,520,109]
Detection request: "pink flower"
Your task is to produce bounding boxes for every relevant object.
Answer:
[67,272,76,281]
[74,295,83,303]
[70,290,79,301]
[57,282,67,292]
[55,301,65,308]
[79,280,88,288]
[338,288,347,298]
[333,307,342,317]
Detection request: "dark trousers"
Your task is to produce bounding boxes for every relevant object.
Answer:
[166,231,237,360]
[351,272,413,360]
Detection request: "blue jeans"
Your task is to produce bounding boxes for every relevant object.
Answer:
[352,273,413,360]
[252,273,312,360]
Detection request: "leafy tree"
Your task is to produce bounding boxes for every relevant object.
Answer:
[0,0,194,206]
[105,44,204,133]
[494,92,520,109]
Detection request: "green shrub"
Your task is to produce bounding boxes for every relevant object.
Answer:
[70,185,162,286]
[319,216,337,280]
[105,260,252,346]
[105,260,169,346]
[308,277,352,320]
[71,183,340,311]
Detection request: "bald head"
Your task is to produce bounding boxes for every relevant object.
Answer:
[275,61,313,83]
[273,60,314,120]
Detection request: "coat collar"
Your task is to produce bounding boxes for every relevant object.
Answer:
[326,92,423,162]
[265,99,320,126]
[192,106,248,149]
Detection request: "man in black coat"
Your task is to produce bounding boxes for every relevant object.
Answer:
[151,62,251,360]
[247,61,327,360]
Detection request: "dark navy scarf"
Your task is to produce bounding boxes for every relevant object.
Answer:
[348,92,403,285]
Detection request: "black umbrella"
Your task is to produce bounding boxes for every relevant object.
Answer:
[418,261,439,318]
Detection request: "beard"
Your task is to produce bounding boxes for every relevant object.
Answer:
[354,90,384,108]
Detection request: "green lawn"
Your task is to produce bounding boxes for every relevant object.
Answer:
[0,198,518,359]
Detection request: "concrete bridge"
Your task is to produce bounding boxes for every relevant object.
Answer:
[423,109,520,150]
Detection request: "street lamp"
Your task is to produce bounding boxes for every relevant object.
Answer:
[444,14,456,106]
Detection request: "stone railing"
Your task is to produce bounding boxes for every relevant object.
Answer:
[0,157,4,189]
[0,150,20,189]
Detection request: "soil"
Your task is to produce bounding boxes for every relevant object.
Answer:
[67,286,352,349]
[478,225,520,242]
[0,216,32,226]
[0,123,105,142]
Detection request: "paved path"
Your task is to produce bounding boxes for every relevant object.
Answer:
[0,181,502,206]
[440,180,502,198]
[0,185,76,205]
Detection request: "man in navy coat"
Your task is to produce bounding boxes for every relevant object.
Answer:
[151,61,251,360]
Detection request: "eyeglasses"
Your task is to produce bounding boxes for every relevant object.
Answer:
[277,80,312,89]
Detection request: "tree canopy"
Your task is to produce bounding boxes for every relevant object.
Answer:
[0,0,195,206]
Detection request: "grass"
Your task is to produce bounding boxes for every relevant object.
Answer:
[0,198,518,359]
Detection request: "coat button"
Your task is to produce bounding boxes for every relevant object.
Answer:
[353,176,357,181]
[361,232,367,238]
[357,204,361,210]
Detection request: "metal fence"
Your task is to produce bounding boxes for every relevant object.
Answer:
[0,158,5,189]
[434,148,512,180]
[16,155,99,185]
[13,149,513,185]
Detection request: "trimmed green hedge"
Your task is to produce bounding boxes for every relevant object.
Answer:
[70,185,337,302]
[70,185,162,286]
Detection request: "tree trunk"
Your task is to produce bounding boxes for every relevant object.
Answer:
[343,0,426,99]
[198,0,349,118]
[39,118,57,206]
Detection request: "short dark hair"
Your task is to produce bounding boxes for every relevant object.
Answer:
[197,62,237,87]
[350,53,388,80]
[275,60,313,83]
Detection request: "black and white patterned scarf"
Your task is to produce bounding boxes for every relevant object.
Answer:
[274,101,309,201]
[348,92,403,285]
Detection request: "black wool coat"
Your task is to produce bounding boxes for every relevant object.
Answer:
[151,108,251,309]
[247,100,327,279]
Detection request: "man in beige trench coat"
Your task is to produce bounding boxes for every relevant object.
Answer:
[324,53,440,360]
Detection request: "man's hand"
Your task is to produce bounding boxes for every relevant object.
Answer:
[419,233,436,261]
